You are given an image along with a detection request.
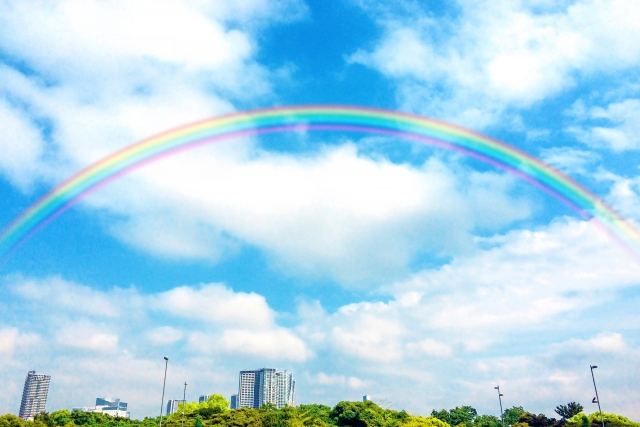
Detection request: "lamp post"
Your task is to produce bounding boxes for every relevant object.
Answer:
[182,381,188,427]
[590,365,604,427]
[494,386,504,427]
[159,356,169,427]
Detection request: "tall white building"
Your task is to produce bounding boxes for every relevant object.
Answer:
[19,371,51,420]
[236,368,295,409]
[166,399,185,416]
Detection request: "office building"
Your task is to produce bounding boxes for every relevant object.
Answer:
[166,399,185,416]
[73,398,129,418]
[236,368,295,409]
[230,394,238,409]
[199,395,212,404]
[19,371,51,420]
[363,395,371,402]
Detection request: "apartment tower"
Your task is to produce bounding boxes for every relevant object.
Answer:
[236,368,295,409]
[19,371,51,420]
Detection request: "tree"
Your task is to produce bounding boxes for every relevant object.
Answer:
[554,404,583,421]
[402,416,450,427]
[430,411,450,425]
[49,411,73,427]
[203,395,230,413]
[448,407,477,427]
[0,414,24,427]
[503,407,525,427]
[518,413,556,427]
[330,401,388,427]
[475,415,501,427]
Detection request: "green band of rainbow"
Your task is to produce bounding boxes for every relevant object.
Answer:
[1,105,639,259]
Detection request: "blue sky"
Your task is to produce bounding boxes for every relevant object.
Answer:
[1,0,640,421]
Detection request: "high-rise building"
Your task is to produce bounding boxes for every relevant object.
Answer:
[198,395,212,404]
[19,371,51,420]
[230,394,238,409]
[166,399,185,416]
[236,368,295,409]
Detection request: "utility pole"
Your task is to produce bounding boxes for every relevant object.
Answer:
[182,381,188,427]
[159,356,169,427]
[494,386,504,427]
[590,365,604,427]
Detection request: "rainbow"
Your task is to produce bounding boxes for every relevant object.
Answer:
[1,105,639,259]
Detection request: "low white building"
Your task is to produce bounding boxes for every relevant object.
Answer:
[73,398,130,418]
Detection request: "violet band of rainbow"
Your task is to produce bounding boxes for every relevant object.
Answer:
[1,105,639,259]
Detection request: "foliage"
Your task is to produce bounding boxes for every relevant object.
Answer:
[329,400,411,427]
[2,400,639,427]
[555,404,584,421]
[518,412,557,427]
[504,407,525,427]
[0,414,25,427]
[474,414,501,427]
[567,412,640,427]
[402,416,450,427]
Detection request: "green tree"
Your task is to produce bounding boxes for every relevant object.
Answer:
[402,416,450,427]
[518,412,556,427]
[204,395,229,413]
[449,407,477,427]
[1,415,24,427]
[503,407,525,427]
[570,412,640,427]
[430,411,450,425]
[49,411,72,427]
[475,415,501,427]
[555,404,583,421]
[330,401,387,427]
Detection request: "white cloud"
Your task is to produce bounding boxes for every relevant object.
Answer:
[0,99,44,189]
[0,327,39,357]
[152,283,275,328]
[350,0,640,128]
[312,373,368,389]
[56,327,119,353]
[567,98,640,151]
[560,332,627,355]
[406,338,453,358]
[144,326,184,346]
[218,328,311,361]
[79,146,532,284]
[539,146,600,175]
[591,170,640,222]
[9,275,123,318]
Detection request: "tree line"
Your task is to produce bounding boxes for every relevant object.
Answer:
[1,396,638,427]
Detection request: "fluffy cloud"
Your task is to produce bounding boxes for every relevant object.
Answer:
[80,145,533,284]
[350,0,640,128]
[152,284,275,328]
[567,99,640,151]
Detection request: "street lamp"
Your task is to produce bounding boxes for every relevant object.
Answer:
[494,386,504,427]
[590,365,604,427]
[182,381,188,427]
[159,356,169,427]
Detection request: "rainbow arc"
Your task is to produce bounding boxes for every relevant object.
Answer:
[1,105,639,259]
